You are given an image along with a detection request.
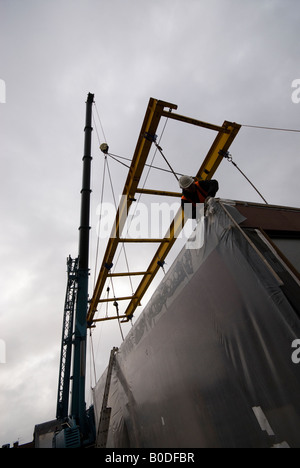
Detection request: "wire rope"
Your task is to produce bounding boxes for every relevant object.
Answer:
[107,151,184,177]
[93,155,108,290]
[222,151,269,205]
[89,328,98,387]
[94,102,108,143]
[242,124,300,133]
[91,102,128,343]
[92,100,134,296]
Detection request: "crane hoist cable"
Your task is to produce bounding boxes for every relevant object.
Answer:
[93,108,135,295]
[93,153,108,291]
[94,102,108,143]
[92,104,134,337]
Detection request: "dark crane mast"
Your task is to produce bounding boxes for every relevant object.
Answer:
[55,93,95,447]
[71,92,93,430]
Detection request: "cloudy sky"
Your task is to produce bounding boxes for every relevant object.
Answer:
[1,0,300,446]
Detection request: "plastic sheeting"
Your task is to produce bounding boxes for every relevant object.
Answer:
[93,200,300,448]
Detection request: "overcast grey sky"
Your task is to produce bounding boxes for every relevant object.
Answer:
[1,0,300,446]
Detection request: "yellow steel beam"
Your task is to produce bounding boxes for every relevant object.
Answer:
[108,271,151,277]
[161,110,229,133]
[87,98,241,326]
[197,121,241,180]
[136,188,182,197]
[93,315,128,323]
[118,238,170,243]
[98,296,137,303]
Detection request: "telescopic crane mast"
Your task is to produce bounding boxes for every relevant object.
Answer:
[71,92,93,431]
[55,93,95,447]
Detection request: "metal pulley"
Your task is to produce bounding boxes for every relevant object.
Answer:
[100,143,109,154]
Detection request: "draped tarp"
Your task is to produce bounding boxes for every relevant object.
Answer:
[93,200,300,448]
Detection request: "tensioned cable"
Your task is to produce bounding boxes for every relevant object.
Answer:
[94,102,108,143]
[92,114,102,147]
[90,107,107,325]
[220,122,300,203]
[93,154,108,290]
[89,328,98,388]
[93,101,135,293]
[242,124,300,133]
[140,117,174,190]
[107,151,184,178]
[93,101,136,298]
[93,155,130,340]
[222,150,269,205]
[144,133,179,182]
[155,144,179,181]
[92,104,108,291]
[91,105,131,340]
